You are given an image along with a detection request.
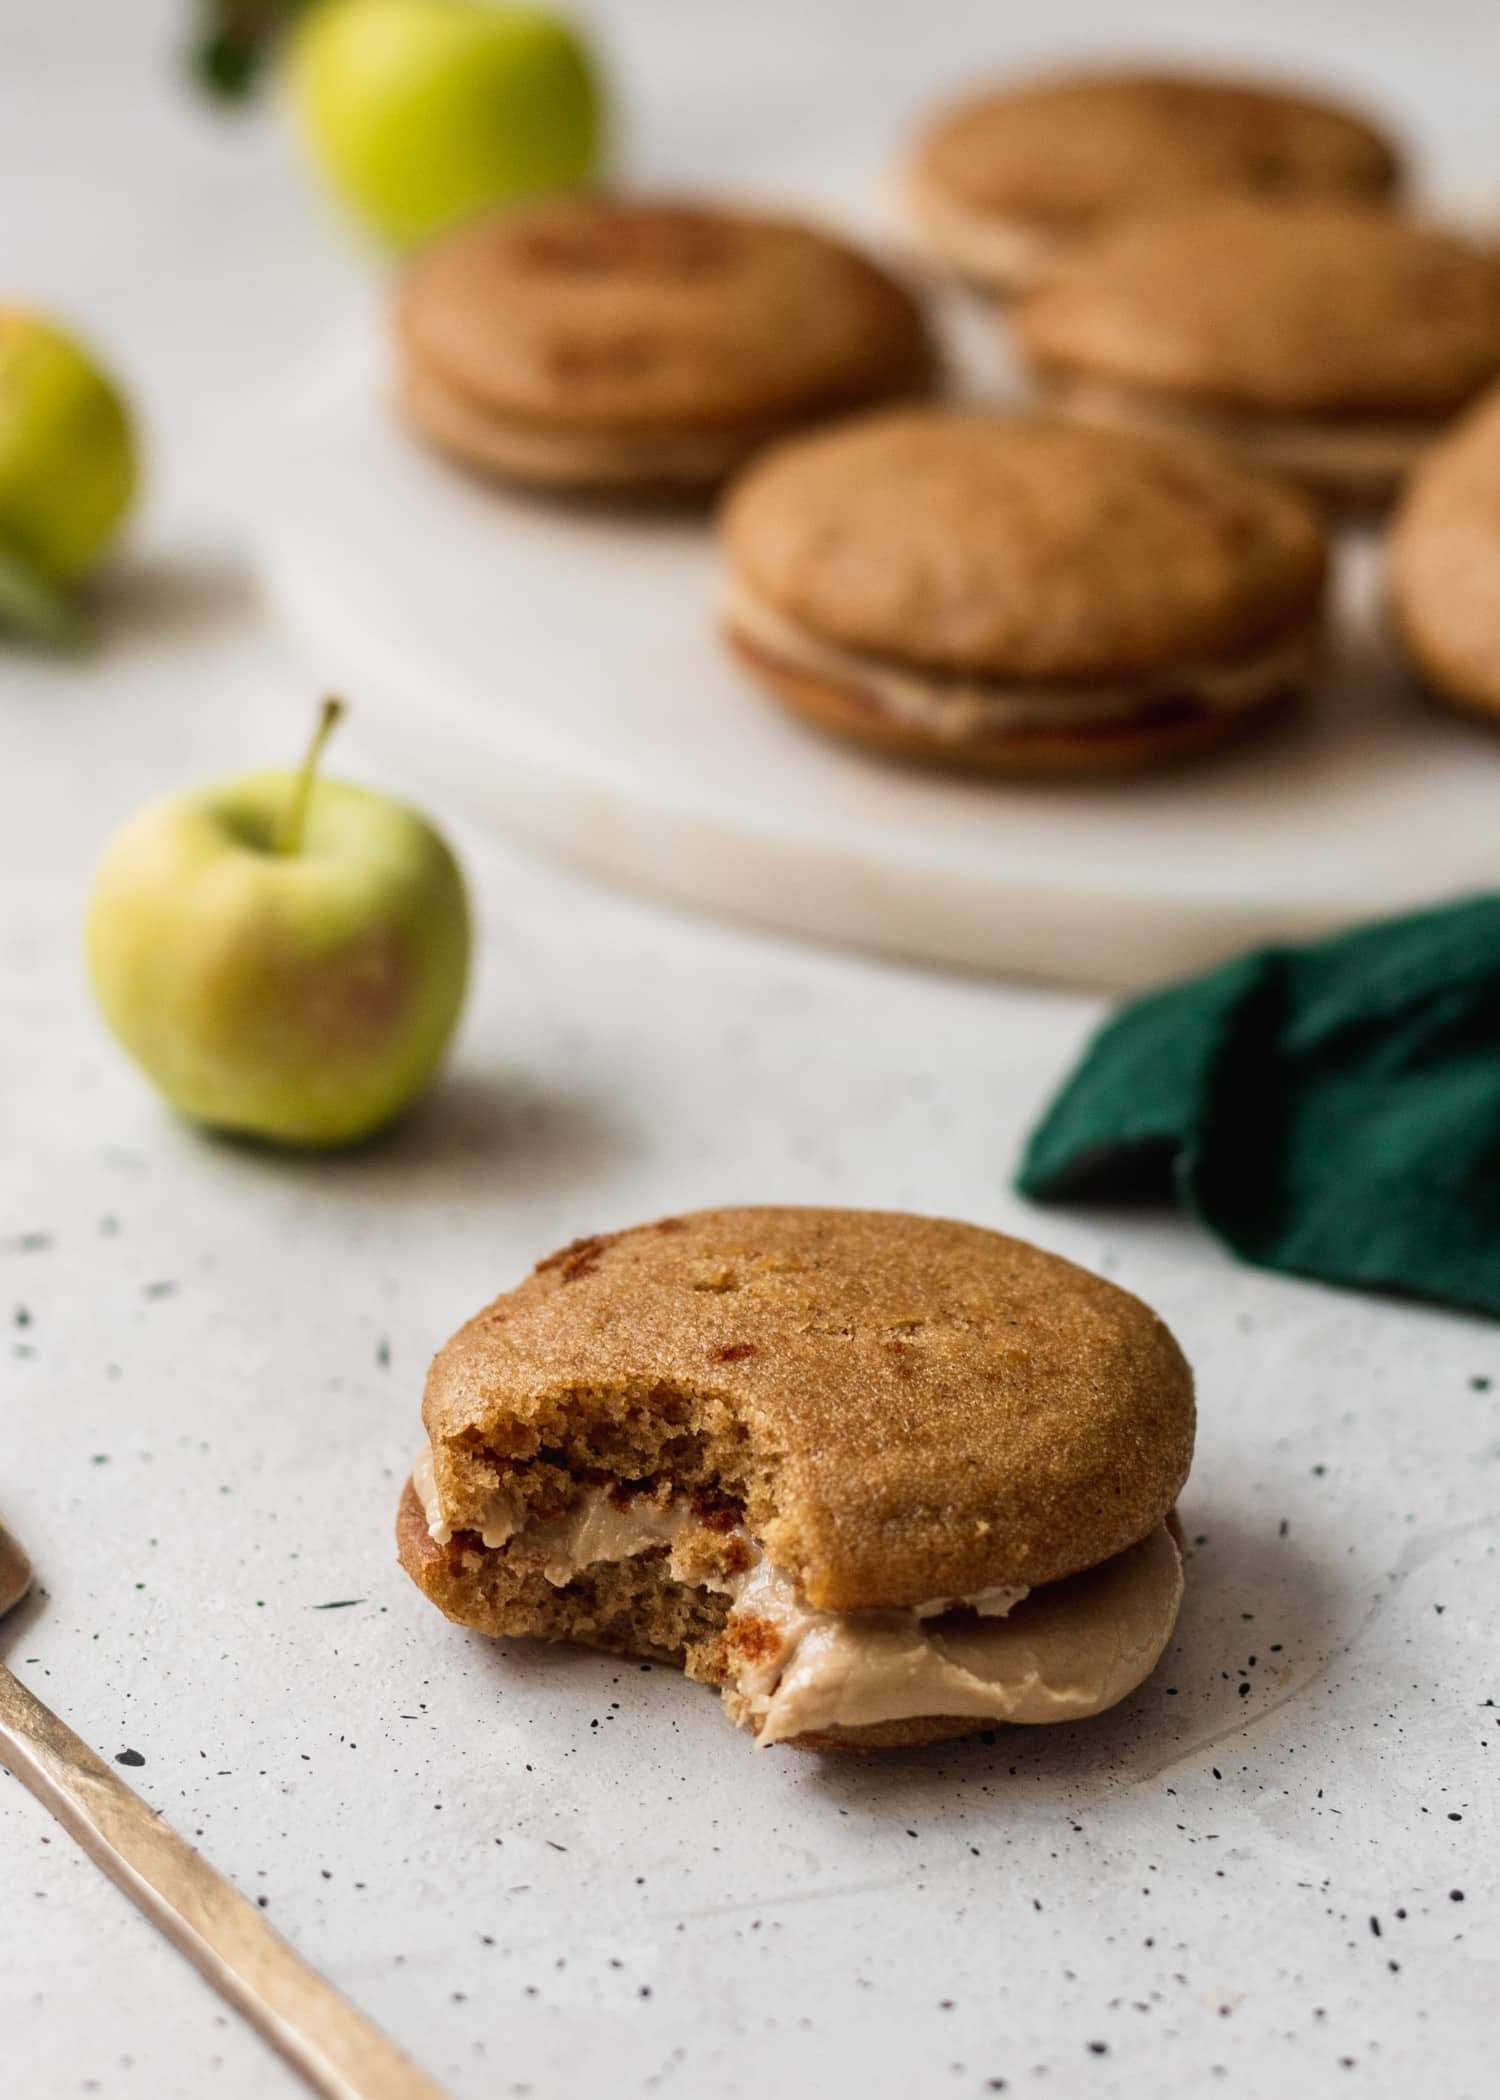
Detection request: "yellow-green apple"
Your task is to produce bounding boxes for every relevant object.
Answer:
[86,702,471,1147]
[0,308,137,644]
[289,0,602,249]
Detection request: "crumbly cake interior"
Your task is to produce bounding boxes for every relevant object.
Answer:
[419,1388,775,1700]
[427,1530,736,1675]
[428,1376,778,1545]
[404,1464,765,1699]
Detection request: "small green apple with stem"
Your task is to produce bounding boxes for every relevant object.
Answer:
[289,0,602,249]
[87,700,471,1147]
[0,308,137,646]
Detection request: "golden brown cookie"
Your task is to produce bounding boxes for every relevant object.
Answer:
[395,195,936,495]
[1388,380,1500,721]
[905,68,1401,295]
[717,407,1327,776]
[1015,198,1500,507]
[398,1207,1195,1751]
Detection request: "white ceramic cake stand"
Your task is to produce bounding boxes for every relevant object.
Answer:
[256,278,1500,992]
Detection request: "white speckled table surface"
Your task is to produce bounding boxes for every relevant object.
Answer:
[2,5,1497,2098]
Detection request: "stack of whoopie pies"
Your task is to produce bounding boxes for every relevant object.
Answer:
[390,57,1500,774]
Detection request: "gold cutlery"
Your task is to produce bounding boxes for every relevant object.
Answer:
[0,1511,450,2100]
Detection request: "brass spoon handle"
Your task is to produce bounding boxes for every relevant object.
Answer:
[0,1664,451,2100]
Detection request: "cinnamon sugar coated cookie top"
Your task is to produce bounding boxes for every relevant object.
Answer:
[720,409,1326,682]
[1390,381,1500,714]
[1016,199,1500,419]
[421,1206,1195,1612]
[910,69,1401,231]
[396,196,934,432]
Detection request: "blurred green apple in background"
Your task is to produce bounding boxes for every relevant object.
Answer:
[0,309,137,645]
[289,0,602,248]
[87,701,471,1148]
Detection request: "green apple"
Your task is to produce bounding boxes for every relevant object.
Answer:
[86,701,471,1148]
[0,309,137,645]
[289,0,602,249]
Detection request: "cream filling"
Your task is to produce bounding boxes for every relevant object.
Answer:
[414,1451,1182,1745]
[906,170,1063,293]
[737,1521,1180,1745]
[509,1488,689,1587]
[724,575,1316,741]
[413,1444,519,1550]
[1041,375,1436,488]
[402,356,798,487]
[414,1459,1022,1614]
[413,1444,450,1541]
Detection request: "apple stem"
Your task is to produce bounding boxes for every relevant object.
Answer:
[275,695,345,856]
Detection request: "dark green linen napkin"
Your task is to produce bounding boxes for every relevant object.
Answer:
[1016,896,1500,1318]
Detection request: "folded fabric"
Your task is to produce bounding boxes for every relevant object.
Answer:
[1016,896,1500,1319]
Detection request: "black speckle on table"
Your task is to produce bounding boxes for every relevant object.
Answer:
[114,1749,145,1768]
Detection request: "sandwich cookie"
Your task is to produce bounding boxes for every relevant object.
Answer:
[1388,381,1500,724]
[395,196,936,496]
[398,1208,1195,1750]
[905,68,1401,296]
[1015,199,1500,507]
[718,408,1327,776]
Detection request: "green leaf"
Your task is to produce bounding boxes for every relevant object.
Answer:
[0,542,89,650]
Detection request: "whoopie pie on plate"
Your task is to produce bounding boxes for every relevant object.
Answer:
[1013,198,1500,507]
[395,195,936,496]
[1388,380,1500,724]
[904,67,1401,295]
[718,407,1328,776]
